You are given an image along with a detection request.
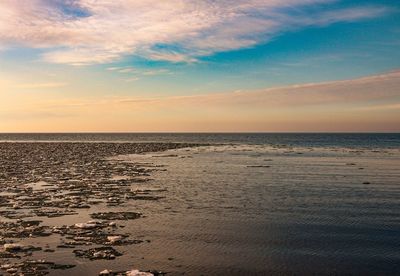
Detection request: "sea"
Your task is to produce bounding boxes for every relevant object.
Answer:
[1,133,399,275]
[0,132,399,148]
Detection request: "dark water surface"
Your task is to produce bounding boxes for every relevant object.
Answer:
[1,133,399,148]
[111,145,400,275]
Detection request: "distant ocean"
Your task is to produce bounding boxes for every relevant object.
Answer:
[0,133,399,148]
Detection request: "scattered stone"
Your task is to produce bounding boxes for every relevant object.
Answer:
[98,268,166,276]
[73,246,122,260]
[0,142,201,274]
[0,260,75,275]
[91,212,141,220]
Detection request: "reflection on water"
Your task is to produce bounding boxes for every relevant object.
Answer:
[108,145,400,275]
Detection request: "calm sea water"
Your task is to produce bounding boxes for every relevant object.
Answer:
[1,133,399,275]
[79,144,398,276]
[0,133,399,148]
[121,145,400,275]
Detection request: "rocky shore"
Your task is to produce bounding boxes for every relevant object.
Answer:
[0,142,201,275]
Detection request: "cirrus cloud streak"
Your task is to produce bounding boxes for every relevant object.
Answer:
[0,0,392,65]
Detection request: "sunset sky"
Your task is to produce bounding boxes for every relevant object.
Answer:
[0,0,399,132]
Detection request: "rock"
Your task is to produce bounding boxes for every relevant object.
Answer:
[4,243,22,251]
[0,259,75,274]
[99,269,112,275]
[73,247,122,260]
[74,222,99,229]
[91,212,141,220]
[107,236,123,243]
[126,269,154,276]
[6,268,18,273]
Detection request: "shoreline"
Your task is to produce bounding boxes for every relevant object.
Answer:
[0,142,202,275]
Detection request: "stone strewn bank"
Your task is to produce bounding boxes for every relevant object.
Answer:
[0,142,202,275]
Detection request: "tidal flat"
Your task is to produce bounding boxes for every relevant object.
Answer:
[0,142,200,275]
[0,140,399,275]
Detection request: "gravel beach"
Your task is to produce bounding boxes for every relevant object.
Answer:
[0,142,201,275]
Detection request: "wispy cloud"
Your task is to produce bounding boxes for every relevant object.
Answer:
[124,77,140,83]
[106,67,172,78]
[37,70,400,109]
[147,51,198,63]
[142,69,172,76]
[0,0,392,65]
[4,70,398,131]
[13,82,68,89]
[355,103,400,111]
[118,67,136,73]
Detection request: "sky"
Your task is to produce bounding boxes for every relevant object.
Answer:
[0,0,399,132]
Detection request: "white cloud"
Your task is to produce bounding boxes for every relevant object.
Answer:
[0,0,391,65]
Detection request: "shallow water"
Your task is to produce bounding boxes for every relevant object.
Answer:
[103,145,400,275]
[1,142,400,275]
